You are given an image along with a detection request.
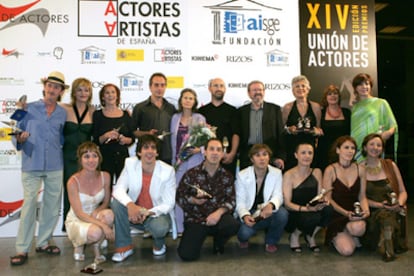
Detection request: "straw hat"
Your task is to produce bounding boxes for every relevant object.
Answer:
[41,71,69,89]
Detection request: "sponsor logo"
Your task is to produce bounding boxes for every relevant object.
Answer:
[204,1,282,46]
[0,77,24,86]
[36,46,64,60]
[227,82,290,90]
[228,82,247,89]
[154,48,182,63]
[0,0,69,36]
[166,76,184,89]
[1,48,22,58]
[92,81,106,89]
[118,72,144,91]
[79,45,106,64]
[0,99,18,114]
[116,49,144,61]
[191,55,218,62]
[226,55,253,63]
[78,0,182,44]
[265,48,289,66]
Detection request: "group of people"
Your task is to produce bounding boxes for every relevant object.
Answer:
[9,70,407,266]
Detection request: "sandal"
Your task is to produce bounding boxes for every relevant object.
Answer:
[35,245,61,255]
[305,235,320,253]
[94,255,106,264]
[289,233,302,253]
[10,254,28,266]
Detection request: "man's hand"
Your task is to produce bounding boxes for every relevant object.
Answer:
[127,203,145,224]
[260,203,274,219]
[205,210,222,226]
[243,215,256,227]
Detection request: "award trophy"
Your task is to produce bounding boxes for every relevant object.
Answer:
[157,130,172,141]
[185,183,212,199]
[251,203,265,222]
[308,188,332,206]
[1,95,28,135]
[387,192,406,216]
[104,124,123,144]
[81,262,103,274]
[352,202,362,217]
[222,136,229,153]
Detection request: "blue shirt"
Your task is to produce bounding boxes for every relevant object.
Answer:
[13,100,66,172]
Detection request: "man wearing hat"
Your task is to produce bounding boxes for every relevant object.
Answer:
[10,71,68,266]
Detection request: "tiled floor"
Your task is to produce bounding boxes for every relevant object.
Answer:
[1,206,413,276]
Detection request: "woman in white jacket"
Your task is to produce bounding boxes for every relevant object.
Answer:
[235,144,288,253]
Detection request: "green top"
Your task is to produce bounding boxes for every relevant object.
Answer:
[351,97,398,162]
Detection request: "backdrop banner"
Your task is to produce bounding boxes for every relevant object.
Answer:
[0,0,301,237]
[299,0,377,108]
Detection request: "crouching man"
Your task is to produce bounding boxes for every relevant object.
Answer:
[177,138,240,261]
[111,134,176,262]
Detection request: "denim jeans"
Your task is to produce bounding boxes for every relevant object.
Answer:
[237,206,288,245]
[111,198,171,249]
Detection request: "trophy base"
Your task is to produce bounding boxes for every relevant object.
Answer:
[351,213,362,217]
[81,264,103,274]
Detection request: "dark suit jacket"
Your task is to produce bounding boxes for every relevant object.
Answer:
[236,102,286,170]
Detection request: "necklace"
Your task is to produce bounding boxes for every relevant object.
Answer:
[365,162,382,175]
[326,106,342,119]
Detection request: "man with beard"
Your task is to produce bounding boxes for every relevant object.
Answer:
[236,80,286,171]
[199,78,239,175]
[176,138,239,261]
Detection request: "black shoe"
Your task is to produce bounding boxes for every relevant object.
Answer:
[213,240,224,255]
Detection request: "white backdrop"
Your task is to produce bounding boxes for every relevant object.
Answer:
[0,0,299,237]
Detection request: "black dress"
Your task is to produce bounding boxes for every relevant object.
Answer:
[285,101,317,170]
[317,108,351,170]
[325,166,361,245]
[285,170,333,235]
[92,109,134,184]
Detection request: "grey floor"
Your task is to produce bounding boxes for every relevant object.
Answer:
[1,206,413,276]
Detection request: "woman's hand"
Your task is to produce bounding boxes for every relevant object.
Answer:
[286,125,298,135]
[306,202,327,212]
[102,224,115,241]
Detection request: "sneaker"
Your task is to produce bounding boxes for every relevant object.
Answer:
[111,249,134,262]
[265,244,278,253]
[239,241,249,249]
[152,244,166,256]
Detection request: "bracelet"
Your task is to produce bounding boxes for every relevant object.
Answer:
[298,206,302,212]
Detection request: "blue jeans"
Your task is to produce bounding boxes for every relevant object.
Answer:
[237,206,288,245]
[111,199,171,249]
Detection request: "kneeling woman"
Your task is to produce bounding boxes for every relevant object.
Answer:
[361,133,408,261]
[323,136,369,256]
[283,143,333,253]
[65,142,115,263]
